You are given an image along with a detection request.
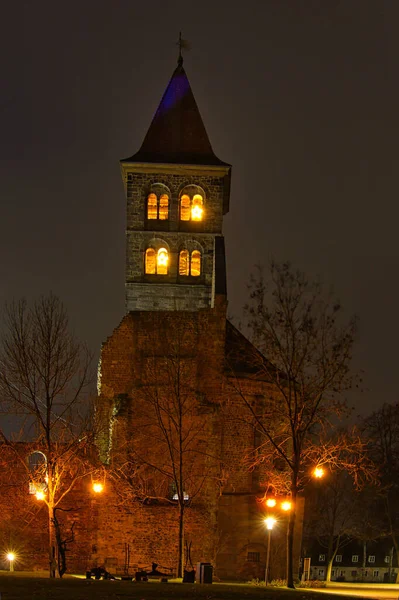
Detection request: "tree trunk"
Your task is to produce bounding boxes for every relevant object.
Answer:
[326,558,333,582]
[389,532,399,583]
[48,503,57,578]
[362,541,367,582]
[286,485,297,588]
[177,502,184,578]
[326,535,340,582]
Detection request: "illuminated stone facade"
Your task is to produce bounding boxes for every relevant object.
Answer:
[123,167,229,312]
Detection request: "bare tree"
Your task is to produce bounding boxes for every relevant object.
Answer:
[0,294,94,577]
[237,261,365,587]
[304,470,360,581]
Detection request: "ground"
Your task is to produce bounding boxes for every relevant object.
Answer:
[0,573,363,600]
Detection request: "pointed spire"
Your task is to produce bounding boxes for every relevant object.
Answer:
[121,58,229,167]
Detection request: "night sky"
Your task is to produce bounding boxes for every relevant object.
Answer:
[1,1,398,417]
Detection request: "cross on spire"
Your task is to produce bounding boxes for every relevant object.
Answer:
[177,32,190,66]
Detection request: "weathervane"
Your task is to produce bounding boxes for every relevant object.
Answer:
[177,32,190,66]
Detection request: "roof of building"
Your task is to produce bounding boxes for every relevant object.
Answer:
[121,59,230,167]
[225,321,276,380]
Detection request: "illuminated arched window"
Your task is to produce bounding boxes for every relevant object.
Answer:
[147,193,158,220]
[191,250,201,276]
[147,192,169,220]
[180,195,191,221]
[179,250,189,276]
[159,194,169,220]
[157,248,168,275]
[180,189,204,221]
[179,249,201,277]
[145,248,156,274]
[191,195,203,221]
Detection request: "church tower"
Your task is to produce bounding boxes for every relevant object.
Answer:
[120,56,231,312]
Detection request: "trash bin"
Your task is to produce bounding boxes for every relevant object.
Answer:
[196,562,213,584]
[183,569,195,583]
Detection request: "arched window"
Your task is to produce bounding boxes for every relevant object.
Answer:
[145,247,169,275]
[159,194,169,220]
[147,192,169,220]
[179,250,201,277]
[179,250,189,276]
[180,195,191,221]
[191,250,201,276]
[147,193,158,220]
[157,248,168,275]
[179,189,204,221]
[145,248,156,274]
[191,195,203,221]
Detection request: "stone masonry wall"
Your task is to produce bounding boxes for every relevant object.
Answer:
[94,297,228,574]
[124,166,228,312]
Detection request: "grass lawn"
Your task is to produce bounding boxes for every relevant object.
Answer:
[0,572,356,600]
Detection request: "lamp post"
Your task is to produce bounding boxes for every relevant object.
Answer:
[7,552,15,572]
[264,517,276,585]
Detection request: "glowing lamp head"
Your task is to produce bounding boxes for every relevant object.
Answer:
[266,498,277,507]
[264,516,276,530]
[281,501,292,511]
[314,466,324,479]
[92,482,103,494]
[191,205,203,221]
[6,552,15,562]
[35,490,45,501]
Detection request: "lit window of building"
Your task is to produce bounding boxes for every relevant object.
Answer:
[145,248,156,274]
[179,250,201,277]
[156,248,168,275]
[145,247,169,275]
[147,193,158,219]
[159,194,169,220]
[191,195,203,221]
[191,250,201,276]
[147,192,169,220]
[179,190,204,222]
[180,194,191,221]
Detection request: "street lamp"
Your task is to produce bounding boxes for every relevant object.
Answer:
[92,482,104,494]
[6,552,15,572]
[314,466,324,479]
[266,498,277,507]
[264,517,276,585]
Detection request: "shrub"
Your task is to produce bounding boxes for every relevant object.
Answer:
[270,578,288,587]
[248,578,265,587]
[298,580,327,588]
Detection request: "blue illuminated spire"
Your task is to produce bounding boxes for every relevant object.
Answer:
[122,60,228,166]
